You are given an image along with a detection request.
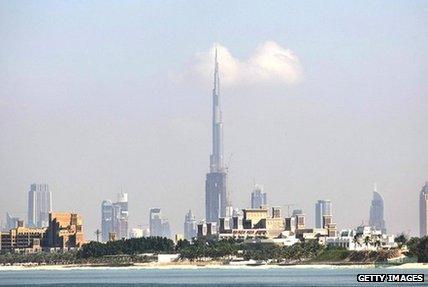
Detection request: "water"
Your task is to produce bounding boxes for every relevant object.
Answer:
[0,267,427,286]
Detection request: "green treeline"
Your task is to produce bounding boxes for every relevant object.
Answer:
[178,238,323,261]
[1,236,428,265]
[78,237,175,258]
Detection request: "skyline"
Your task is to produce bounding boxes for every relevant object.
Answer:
[1,1,427,239]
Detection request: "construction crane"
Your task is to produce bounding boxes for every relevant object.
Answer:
[94,229,101,242]
[283,203,296,217]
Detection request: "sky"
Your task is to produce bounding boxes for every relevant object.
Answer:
[0,1,427,239]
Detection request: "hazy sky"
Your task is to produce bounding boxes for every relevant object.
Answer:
[1,1,427,239]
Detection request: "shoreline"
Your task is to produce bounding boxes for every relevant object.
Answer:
[0,262,426,271]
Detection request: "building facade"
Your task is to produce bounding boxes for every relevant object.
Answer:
[213,207,285,240]
[251,185,267,209]
[419,182,428,237]
[369,186,386,234]
[0,220,45,253]
[149,208,171,238]
[28,183,52,228]
[44,212,84,251]
[205,48,229,223]
[315,200,332,228]
[101,200,113,242]
[100,192,129,241]
[5,213,20,231]
[184,210,197,241]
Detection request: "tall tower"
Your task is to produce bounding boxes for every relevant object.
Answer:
[369,184,386,233]
[28,183,52,228]
[205,47,229,223]
[251,184,267,209]
[419,182,428,237]
[315,199,332,229]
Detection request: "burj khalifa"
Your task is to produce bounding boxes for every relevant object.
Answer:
[205,48,229,223]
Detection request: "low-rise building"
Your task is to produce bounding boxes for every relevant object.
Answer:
[326,226,396,251]
[44,212,84,251]
[197,221,217,239]
[0,221,45,253]
[216,207,285,240]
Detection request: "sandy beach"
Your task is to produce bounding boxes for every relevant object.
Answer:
[0,262,426,271]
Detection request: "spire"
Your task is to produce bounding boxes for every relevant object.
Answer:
[210,44,224,172]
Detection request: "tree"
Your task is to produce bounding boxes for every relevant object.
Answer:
[364,236,371,250]
[395,233,408,248]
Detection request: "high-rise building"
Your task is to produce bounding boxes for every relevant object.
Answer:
[114,192,129,239]
[28,183,52,228]
[419,182,428,237]
[5,213,20,231]
[251,185,267,209]
[150,208,163,237]
[100,192,129,241]
[162,219,172,239]
[369,185,386,233]
[101,200,113,242]
[205,48,229,223]
[315,200,332,228]
[149,208,172,239]
[184,210,197,241]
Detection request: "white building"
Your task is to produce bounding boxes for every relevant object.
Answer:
[326,226,396,251]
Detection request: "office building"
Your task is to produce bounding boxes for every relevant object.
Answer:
[100,192,129,241]
[28,183,52,228]
[114,192,129,239]
[369,185,386,233]
[184,210,197,241]
[251,185,267,209]
[205,48,229,223]
[315,200,332,228]
[149,208,171,238]
[101,200,113,242]
[5,213,20,231]
[150,208,163,237]
[419,182,428,237]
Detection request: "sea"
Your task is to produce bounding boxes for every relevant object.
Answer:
[0,266,427,286]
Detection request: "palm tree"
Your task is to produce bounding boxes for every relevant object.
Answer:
[353,235,361,249]
[364,236,371,250]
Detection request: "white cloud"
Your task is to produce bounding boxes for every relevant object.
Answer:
[176,41,302,86]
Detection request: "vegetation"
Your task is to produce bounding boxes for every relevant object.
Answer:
[177,238,240,260]
[406,236,428,262]
[78,237,174,258]
[177,238,323,262]
[313,246,351,262]
[2,235,428,265]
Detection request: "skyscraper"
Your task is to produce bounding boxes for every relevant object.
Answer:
[150,208,163,237]
[101,200,113,242]
[5,213,20,231]
[114,192,129,239]
[100,192,129,241]
[28,183,52,228]
[184,209,197,241]
[315,200,332,228]
[251,185,267,209]
[205,48,229,223]
[419,182,428,237]
[369,185,386,233]
[149,208,171,238]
